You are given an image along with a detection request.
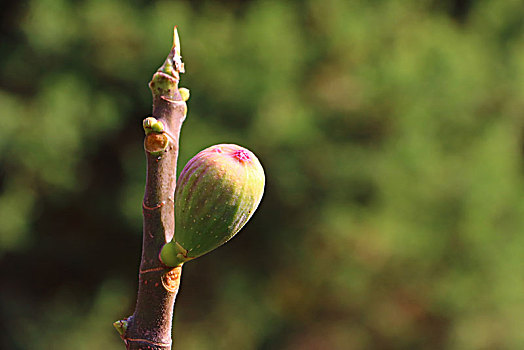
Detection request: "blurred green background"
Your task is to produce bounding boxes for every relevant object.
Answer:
[1,0,524,349]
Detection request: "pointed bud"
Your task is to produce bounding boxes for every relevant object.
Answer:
[149,26,185,98]
[173,26,181,58]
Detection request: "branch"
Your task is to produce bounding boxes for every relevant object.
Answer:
[115,27,188,350]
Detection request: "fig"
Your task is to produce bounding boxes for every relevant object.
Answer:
[161,144,265,266]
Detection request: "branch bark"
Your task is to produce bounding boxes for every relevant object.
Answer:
[115,27,187,350]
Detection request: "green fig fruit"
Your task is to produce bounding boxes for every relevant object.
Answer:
[161,144,265,266]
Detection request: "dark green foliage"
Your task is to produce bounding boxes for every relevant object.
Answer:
[1,0,524,349]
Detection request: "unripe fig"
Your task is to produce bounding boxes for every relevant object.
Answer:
[161,144,265,266]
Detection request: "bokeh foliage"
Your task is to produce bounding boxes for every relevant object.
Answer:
[1,0,524,349]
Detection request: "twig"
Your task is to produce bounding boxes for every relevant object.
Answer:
[115,27,188,350]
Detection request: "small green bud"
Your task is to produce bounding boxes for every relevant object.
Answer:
[151,120,164,133]
[143,117,157,134]
[143,117,164,134]
[178,88,190,102]
[113,318,128,336]
[161,144,265,266]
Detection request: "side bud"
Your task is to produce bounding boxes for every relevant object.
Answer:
[143,117,164,134]
[161,144,265,266]
[178,88,190,102]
